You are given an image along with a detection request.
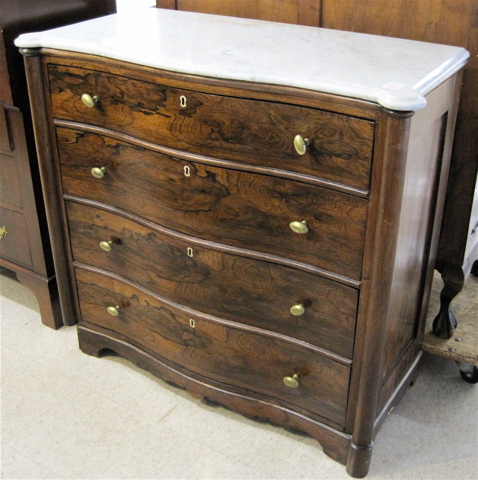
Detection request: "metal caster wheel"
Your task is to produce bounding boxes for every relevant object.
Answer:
[471,259,478,277]
[458,364,478,384]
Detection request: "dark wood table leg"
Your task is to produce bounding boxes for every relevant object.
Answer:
[15,270,63,329]
[432,261,465,339]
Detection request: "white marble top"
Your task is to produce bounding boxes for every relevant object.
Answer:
[15,8,469,111]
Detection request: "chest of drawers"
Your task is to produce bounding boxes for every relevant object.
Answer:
[17,9,468,477]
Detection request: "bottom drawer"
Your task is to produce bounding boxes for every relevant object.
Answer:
[0,207,32,267]
[76,267,350,427]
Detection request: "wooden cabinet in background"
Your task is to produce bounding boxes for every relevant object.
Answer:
[0,0,116,328]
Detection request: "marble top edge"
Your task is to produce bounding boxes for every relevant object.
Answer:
[15,9,469,111]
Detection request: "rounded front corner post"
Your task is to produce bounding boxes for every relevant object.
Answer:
[346,441,374,478]
[21,49,80,326]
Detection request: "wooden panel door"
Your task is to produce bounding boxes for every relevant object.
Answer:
[156,0,321,26]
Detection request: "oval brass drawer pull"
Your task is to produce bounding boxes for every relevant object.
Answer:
[289,220,308,234]
[290,304,305,316]
[81,93,99,108]
[91,167,106,179]
[283,373,300,388]
[293,135,309,155]
[107,305,121,316]
[99,240,113,252]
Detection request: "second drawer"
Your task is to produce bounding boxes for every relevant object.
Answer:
[67,202,358,359]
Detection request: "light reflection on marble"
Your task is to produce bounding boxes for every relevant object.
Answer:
[15,8,469,111]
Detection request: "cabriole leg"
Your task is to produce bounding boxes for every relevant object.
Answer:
[432,262,464,339]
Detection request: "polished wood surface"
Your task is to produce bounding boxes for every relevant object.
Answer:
[77,266,351,426]
[23,44,463,477]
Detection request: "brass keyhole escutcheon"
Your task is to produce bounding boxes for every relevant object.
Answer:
[81,94,99,108]
[107,305,121,316]
[189,319,196,328]
[293,135,309,155]
[184,166,191,177]
[99,241,113,252]
[187,247,194,257]
[91,167,106,179]
[289,220,308,234]
[180,95,187,108]
[283,373,300,388]
[290,304,305,316]
[0,226,7,239]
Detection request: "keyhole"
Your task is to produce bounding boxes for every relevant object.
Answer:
[184,166,191,177]
[187,247,194,257]
[180,95,187,108]
[189,319,196,328]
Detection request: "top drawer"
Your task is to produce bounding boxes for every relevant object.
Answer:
[48,64,374,190]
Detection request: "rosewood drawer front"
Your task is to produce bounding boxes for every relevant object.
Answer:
[76,267,350,426]
[49,64,374,190]
[67,201,358,358]
[58,128,368,279]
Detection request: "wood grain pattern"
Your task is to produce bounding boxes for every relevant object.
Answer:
[67,201,358,358]
[76,266,350,426]
[157,0,321,26]
[321,0,473,46]
[1,0,116,329]
[0,149,23,210]
[58,128,368,280]
[48,64,374,190]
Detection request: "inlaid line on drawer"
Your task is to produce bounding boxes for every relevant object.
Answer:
[68,202,359,359]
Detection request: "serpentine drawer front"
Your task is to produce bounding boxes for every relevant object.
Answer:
[18,9,467,477]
